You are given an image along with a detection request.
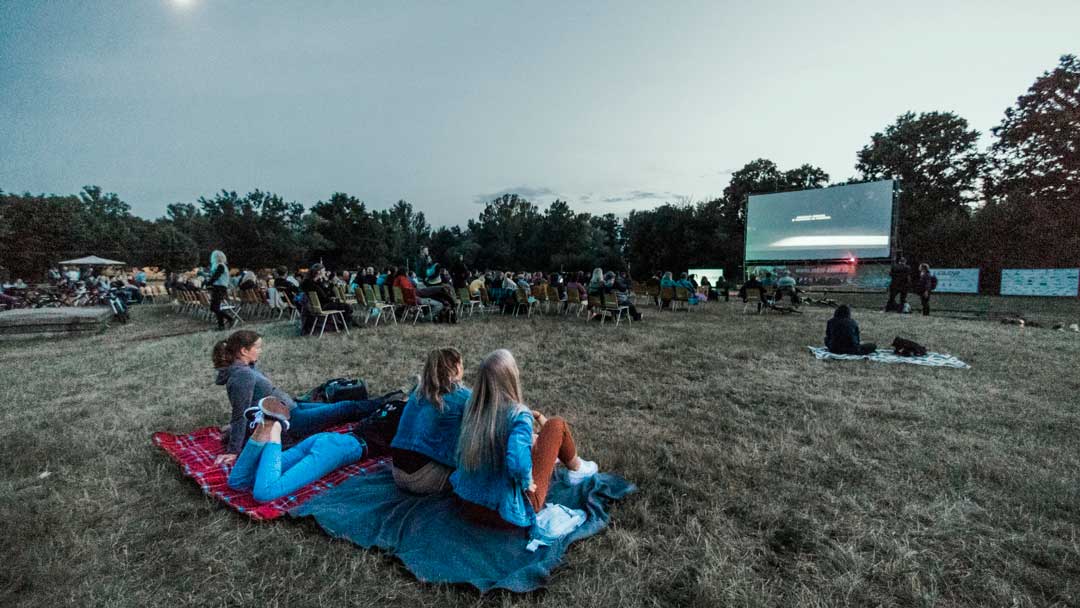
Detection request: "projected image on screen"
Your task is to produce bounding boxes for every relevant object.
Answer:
[744,180,895,261]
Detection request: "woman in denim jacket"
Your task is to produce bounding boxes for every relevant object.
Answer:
[390,348,472,494]
[450,349,597,528]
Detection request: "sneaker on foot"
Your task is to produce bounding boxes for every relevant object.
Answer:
[566,459,598,485]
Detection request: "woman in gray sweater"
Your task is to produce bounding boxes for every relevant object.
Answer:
[211,330,382,466]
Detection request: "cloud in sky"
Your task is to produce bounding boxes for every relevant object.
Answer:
[600,190,678,204]
[472,186,558,205]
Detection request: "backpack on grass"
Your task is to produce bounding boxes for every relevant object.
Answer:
[355,390,409,457]
[891,336,928,357]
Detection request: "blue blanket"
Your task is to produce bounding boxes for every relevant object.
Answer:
[289,461,636,592]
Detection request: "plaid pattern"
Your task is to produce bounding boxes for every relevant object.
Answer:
[152,424,388,521]
[807,346,970,369]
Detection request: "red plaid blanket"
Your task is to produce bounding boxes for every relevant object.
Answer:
[152,424,387,521]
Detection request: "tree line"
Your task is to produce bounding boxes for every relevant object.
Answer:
[2,55,1076,291]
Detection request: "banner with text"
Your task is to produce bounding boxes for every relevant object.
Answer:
[1000,268,1079,297]
[930,268,980,294]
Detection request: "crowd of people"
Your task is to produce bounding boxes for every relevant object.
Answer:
[213,330,598,529]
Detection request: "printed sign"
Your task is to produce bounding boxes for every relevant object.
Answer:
[931,268,980,294]
[1000,268,1079,297]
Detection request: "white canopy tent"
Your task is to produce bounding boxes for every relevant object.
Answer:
[58,255,127,266]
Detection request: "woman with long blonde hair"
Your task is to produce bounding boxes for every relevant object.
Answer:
[451,349,597,527]
[389,348,471,494]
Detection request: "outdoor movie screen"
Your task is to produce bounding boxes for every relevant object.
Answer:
[744,180,895,262]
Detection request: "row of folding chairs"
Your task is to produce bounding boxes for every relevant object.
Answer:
[167,288,244,326]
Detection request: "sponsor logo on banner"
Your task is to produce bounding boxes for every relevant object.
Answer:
[1000,268,1080,297]
[931,268,980,294]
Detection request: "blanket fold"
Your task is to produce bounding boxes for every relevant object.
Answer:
[289,461,636,592]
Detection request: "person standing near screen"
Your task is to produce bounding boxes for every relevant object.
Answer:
[886,256,910,313]
[915,263,935,316]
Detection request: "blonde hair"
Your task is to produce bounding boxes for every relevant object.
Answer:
[457,349,527,472]
[590,268,604,285]
[210,250,227,269]
[419,348,463,412]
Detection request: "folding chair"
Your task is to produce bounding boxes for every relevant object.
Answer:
[742,287,771,314]
[659,286,675,311]
[565,288,584,317]
[585,294,604,322]
[393,286,431,324]
[457,287,482,317]
[305,292,348,337]
[602,293,631,326]
[673,287,691,312]
[364,284,396,326]
[513,287,536,317]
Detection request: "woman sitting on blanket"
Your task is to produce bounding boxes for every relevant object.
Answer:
[825,304,877,355]
[389,348,472,495]
[226,396,368,503]
[212,330,383,466]
[451,349,598,528]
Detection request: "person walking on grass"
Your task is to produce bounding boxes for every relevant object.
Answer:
[451,349,598,528]
[208,250,232,330]
[212,330,384,467]
[389,348,472,495]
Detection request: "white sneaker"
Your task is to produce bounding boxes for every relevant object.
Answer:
[566,459,598,485]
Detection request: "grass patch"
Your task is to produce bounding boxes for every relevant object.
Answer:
[2,299,1079,606]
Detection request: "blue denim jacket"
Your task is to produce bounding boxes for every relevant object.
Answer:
[390,385,472,468]
[450,407,535,527]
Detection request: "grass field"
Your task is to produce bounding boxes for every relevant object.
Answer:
[2,298,1079,607]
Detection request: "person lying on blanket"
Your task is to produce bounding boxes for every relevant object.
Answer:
[226,397,367,502]
[451,349,598,528]
[825,304,877,356]
[212,330,384,466]
[389,348,472,495]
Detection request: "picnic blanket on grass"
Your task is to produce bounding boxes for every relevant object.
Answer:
[289,461,636,592]
[152,424,387,521]
[807,346,970,369]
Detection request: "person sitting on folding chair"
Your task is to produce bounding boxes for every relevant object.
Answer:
[773,271,800,306]
[301,263,355,327]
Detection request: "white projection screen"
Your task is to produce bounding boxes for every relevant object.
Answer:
[744,180,896,262]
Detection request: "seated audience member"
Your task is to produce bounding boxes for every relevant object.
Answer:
[393,268,443,321]
[273,267,298,304]
[451,349,598,529]
[739,273,769,311]
[301,263,354,326]
[774,271,799,305]
[587,268,605,298]
[612,272,643,321]
[676,272,696,293]
[390,348,472,494]
[825,305,876,355]
[699,275,712,296]
[238,269,257,290]
[565,272,588,301]
[659,271,678,307]
[362,267,378,286]
[468,274,485,299]
[212,331,383,467]
[226,396,367,503]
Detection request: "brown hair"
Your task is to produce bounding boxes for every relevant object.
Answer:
[419,348,463,412]
[211,330,261,368]
[456,349,527,472]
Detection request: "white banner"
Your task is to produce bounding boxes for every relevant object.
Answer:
[931,268,980,294]
[1000,268,1080,297]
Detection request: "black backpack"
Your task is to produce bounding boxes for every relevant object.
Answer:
[355,390,409,457]
[892,336,928,357]
[308,377,369,403]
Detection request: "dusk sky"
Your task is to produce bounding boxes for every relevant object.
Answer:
[2,1,1077,227]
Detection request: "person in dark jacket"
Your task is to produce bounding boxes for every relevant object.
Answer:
[886,256,911,312]
[300,263,354,326]
[825,304,876,355]
[914,263,934,316]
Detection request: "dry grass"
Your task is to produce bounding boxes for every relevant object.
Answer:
[2,299,1079,607]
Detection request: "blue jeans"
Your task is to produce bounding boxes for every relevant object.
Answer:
[286,399,381,438]
[227,433,366,502]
